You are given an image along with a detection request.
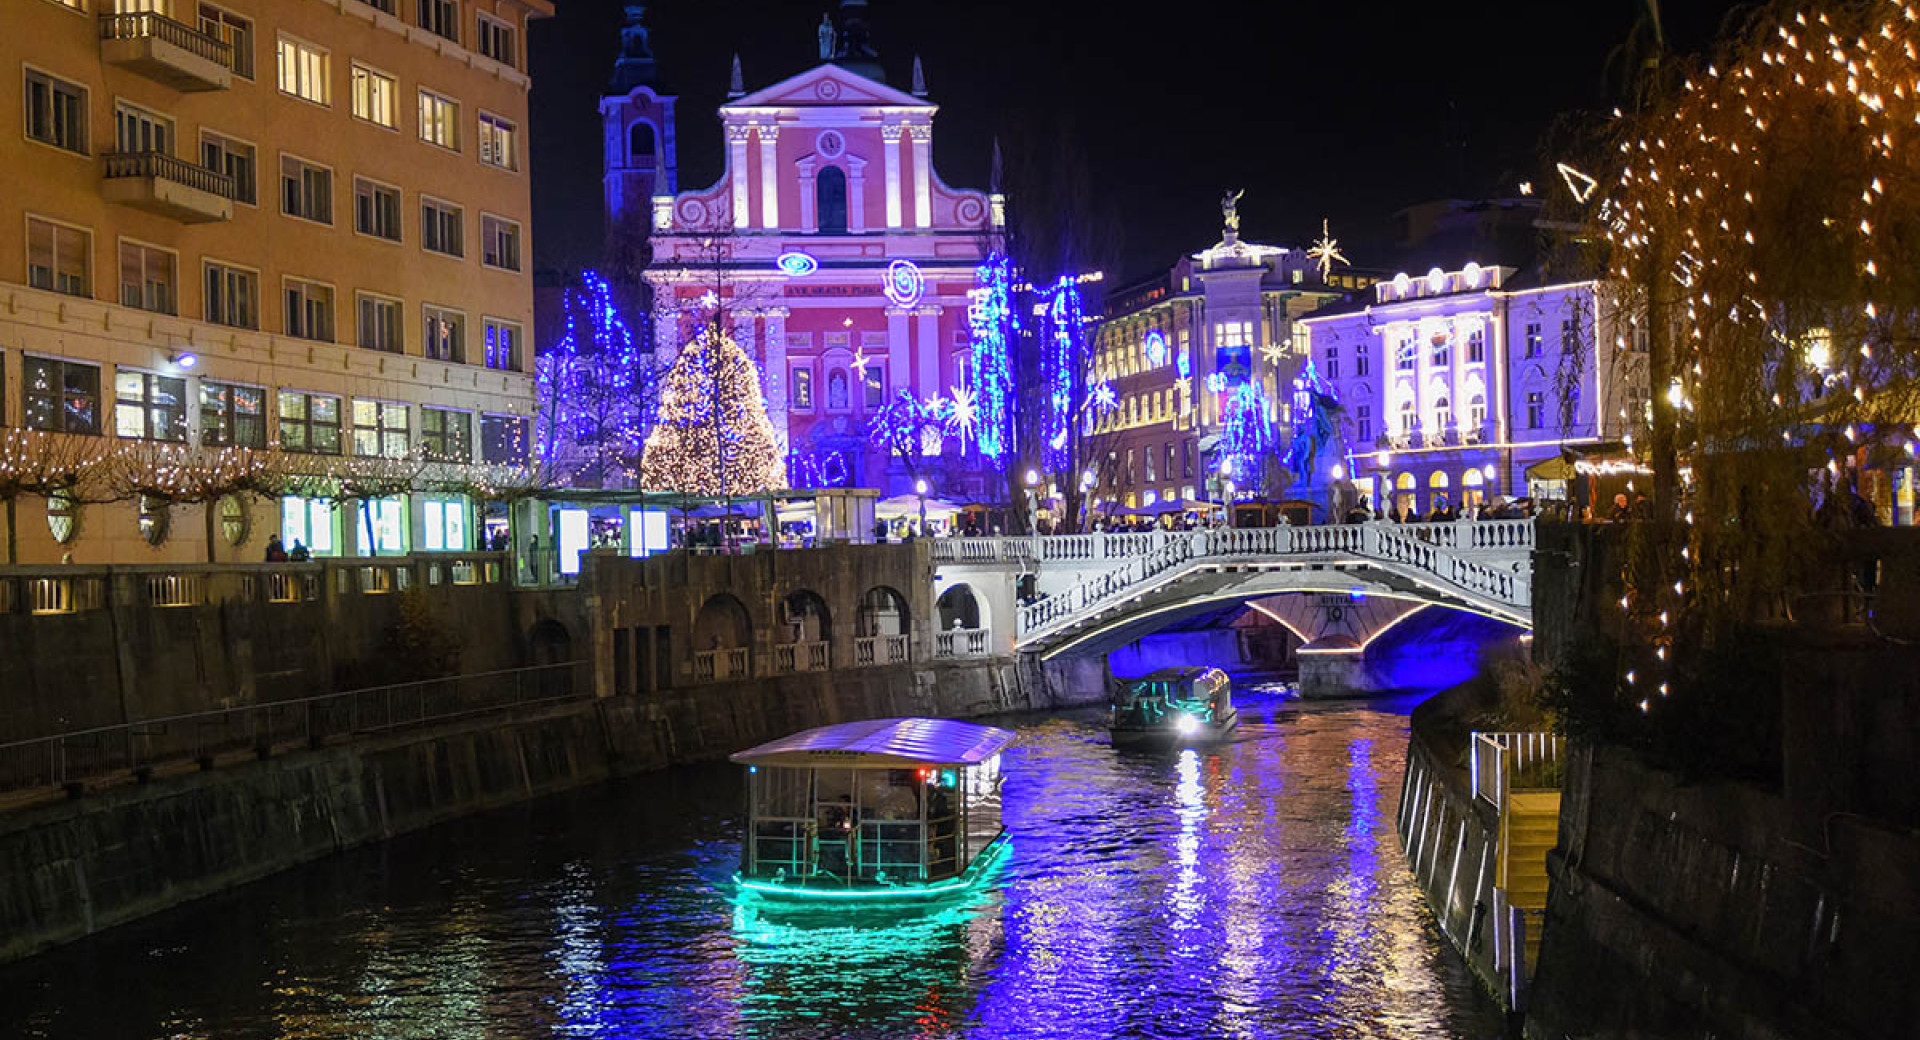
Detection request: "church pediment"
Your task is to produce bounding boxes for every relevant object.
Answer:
[725,64,932,111]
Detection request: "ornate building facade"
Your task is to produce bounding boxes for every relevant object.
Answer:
[1297,265,1648,516]
[613,2,1002,497]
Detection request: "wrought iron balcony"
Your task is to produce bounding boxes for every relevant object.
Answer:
[101,151,234,224]
[99,12,233,92]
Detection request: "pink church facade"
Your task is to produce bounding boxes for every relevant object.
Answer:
[638,62,1003,496]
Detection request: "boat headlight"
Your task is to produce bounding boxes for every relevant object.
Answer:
[1175,713,1202,737]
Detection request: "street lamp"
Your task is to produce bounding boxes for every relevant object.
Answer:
[914,477,929,537]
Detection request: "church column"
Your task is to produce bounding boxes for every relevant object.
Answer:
[758,124,780,230]
[881,125,904,229]
[797,157,818,231]
[726,124,751,229]
[916,305,943,401]
[847,156,868,233]
[764,308,791,457]
[909,125,933,229]
[886,307,911,405]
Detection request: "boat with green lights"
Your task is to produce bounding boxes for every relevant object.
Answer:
[729,717,1014,903]
[1110,666,1238,746]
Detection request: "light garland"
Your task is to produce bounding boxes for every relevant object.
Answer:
[967,252,1015,466]
[640,324,787,495]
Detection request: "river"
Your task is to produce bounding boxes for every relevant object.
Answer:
[1,690,1503,1039]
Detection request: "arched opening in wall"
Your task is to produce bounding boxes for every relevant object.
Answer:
[1393,472,1417,517]
[137,494,171,547]
[816,165,848,234]
[1462,468,1486,513]
[629,121,656,160]
[936,584,984,632]
[694,593,753,652]
[780,590,832,671]
[1428,470,1451,515]
[857,585,909,636]
[528,619,575,696]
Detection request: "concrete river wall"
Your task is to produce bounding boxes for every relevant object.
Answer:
[0,654,1106,965]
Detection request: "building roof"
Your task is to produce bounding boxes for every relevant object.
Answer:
[731,717,1016,768]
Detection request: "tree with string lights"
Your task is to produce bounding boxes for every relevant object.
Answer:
[640,323,787,496]
[1546,0,1920,757]
[534,270,656,488]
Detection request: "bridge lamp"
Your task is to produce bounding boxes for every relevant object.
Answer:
[1482,463,1496,480]
[1330,463,1346,480]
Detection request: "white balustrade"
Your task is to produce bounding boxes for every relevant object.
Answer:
[934,627,993,658]
[1015,519,1537,643]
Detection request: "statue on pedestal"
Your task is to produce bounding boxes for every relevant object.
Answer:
[818,14,834,61]
[1221,188,1245,234]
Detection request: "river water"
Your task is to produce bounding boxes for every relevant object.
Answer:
[2,691,1503,1039]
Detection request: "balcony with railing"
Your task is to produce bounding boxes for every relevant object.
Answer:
[853,633,911,666]
[101,150,234,223]
[934,627,992,659]
[99,11,233,92]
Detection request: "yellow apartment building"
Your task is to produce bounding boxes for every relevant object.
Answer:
[2,0,552,565]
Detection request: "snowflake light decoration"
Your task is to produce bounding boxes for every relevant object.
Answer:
[945,386,979,443]
[1306,218,1348,281]
[1091,381,1118,414]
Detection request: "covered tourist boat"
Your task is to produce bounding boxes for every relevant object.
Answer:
[1110,667,1238,745]
[729,717,1014,902]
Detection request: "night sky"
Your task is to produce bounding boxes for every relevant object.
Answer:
[530,0,1750,284]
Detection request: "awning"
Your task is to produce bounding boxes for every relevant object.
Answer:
[730,717,1017,769]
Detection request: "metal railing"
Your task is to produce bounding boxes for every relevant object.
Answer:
[0,660,588,794]
[102,150,236,200]
[934,627,991,658]
[1471,731,1565,807]
[145,572,203,608]
[99,11,235,69]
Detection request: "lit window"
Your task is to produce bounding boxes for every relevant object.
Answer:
[478,112,516,170]
[278,390,342,455]
[281,496,335,555]
[352,399,410,457]
[418,90,459,150]
[357,498,407,554]
[276,36,329,106]
[114,370,188,442]
[351,64,396,128]
[421,497,469,551]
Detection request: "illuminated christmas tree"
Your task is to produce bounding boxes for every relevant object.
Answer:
[534,271,654,487]
[640,325,787,496]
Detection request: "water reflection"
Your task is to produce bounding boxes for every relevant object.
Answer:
[0,696,1500,1040]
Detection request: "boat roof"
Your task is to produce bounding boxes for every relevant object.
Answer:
[730,717,1017,769]
[1131,667,1217,681]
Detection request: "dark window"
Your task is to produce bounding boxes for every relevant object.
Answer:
[480,413,528,464]
[24,70,87,154]
[1355,344,1369,376]
[24,357,100,434]
[816,165,847,234]
[278,390,342,455]
[629,121,655,159]
[421,407,472,461]
[417,0,458,42]
[1324,346,1339,380]
[1526,391,1544,429]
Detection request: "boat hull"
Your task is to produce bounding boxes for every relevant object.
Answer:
[734,830,1010,906]
[1110,708,1240,747]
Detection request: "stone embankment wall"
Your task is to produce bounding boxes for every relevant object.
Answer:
[1395,693,1517,1014]
[1526,745,1920,1040]
[0,654,1106,965]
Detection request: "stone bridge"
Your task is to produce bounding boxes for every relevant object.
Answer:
[931,520,1535,695]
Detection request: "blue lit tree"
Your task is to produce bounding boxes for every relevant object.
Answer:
[534,271,657,488]
[1219,383,1277,496]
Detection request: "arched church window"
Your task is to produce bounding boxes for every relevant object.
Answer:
[629,122,656,160]
[817,166,848,235]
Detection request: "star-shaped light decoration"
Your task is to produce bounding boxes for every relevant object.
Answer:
[1306,218,1349,281]
[851,346,870,375]
[1260,341,1288,366]
[945,386,979,443]
[1556,162,1598,204]
[698,290,720,311]
[1091,381,1118,413]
